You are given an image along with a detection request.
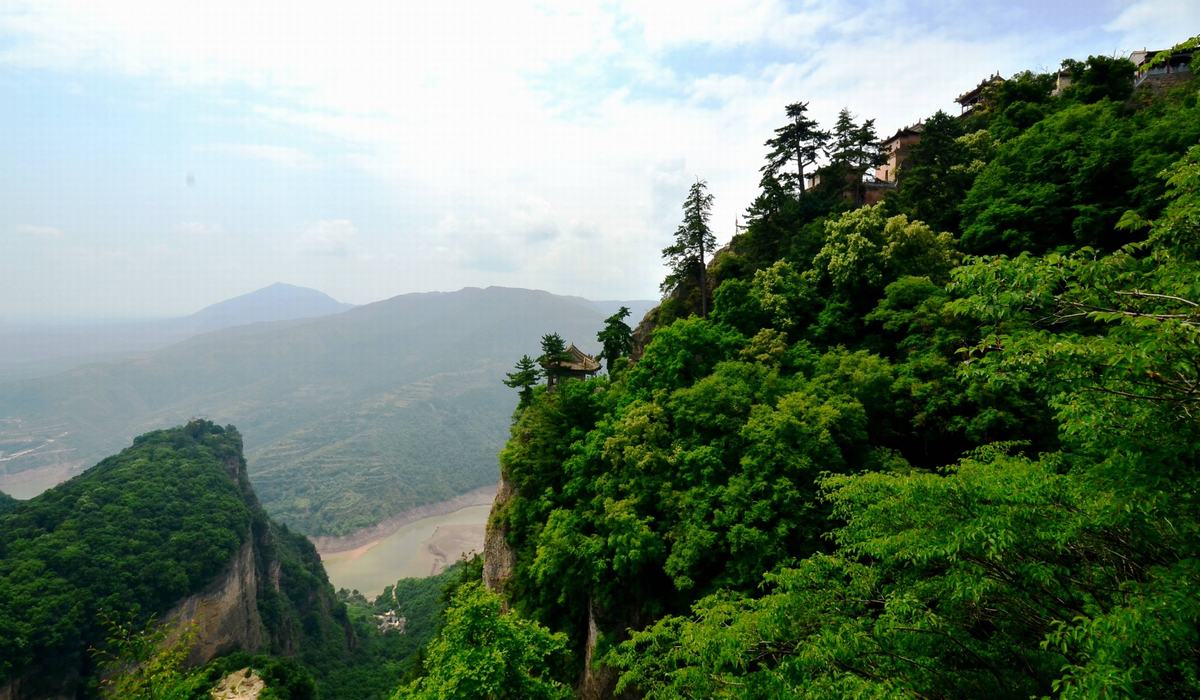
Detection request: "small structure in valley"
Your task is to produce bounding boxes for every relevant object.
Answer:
[543,344,601,389]
[375,610,407,633]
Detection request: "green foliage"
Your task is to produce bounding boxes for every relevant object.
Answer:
[627,318,746,396]
[826,108,886,205]
[470,57,1200,700]
[320,560,477,700]
[93,616,204,700]
[503,355,542,409]
[607,140,1200,698]
[595,306,634,374]
[762,101,829,195]
[0,421,253,692]
[889,110,973,233]
[963,70,1056,141]
[1059,55,1135,104]
[0,490,17,515]
[0,420,353,697]
[662,179,717,317]
[395,582,570,700]
[960,86,1200,255]
[813,204,958,297]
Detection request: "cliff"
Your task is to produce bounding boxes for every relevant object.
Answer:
[0,421,353,699]
[482,472,517,598]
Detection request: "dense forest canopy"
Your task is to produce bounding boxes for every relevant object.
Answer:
[0,421,354,698]
[0,422,253,690]
[413,41,1200,699]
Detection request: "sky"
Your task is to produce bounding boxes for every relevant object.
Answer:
[0,0,1195,319]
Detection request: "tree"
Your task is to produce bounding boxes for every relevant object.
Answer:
[1059,55,1135,104]
[762,101,829,196]
[890,110,971,233]
[826,108,885,205]
[662,179,717,317]
[538,333,571,385]
[396,582,570,700]
[595,307,634,374]
[93,615,203,700]
[503,355,541,409]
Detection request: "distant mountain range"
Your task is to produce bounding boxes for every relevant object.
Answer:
[0,283,353,382]
[186,282,353,329]
[0,286,656,536]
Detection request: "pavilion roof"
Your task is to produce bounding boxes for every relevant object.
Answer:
[547,344,601,373]
[955,73,1003,106]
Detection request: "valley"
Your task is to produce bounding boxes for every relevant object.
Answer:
[0,287,647,536]
[313,484,496,597]
[320,504,491,598]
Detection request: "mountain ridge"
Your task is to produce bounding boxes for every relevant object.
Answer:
[0,283,354,383]
[0,420,353,699]
[0,286,644,535]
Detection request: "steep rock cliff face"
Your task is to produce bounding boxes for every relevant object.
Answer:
[482,471,517,599]
[0,422,353,699]
[577,600,618,700]
[166,538,265,666]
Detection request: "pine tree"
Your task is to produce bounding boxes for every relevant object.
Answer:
[827,108,885,205]
[661,179,717,317]
[503,355,541,408]
[596,306,633,374]
[762,101,829,196]
[538,333,572,385]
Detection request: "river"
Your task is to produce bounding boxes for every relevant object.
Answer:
[318,504,491,599]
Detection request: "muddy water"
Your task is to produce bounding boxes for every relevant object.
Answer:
[319,504,491,598]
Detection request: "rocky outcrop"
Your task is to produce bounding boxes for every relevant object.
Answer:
[210,668,265,700]
[482,472,517,600]
[164,538,265,666]
[577,600,621,700]
[629,304,660,362]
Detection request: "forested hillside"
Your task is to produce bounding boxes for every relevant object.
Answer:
[0,421,352,698]
[404,46,1200,697]
[0,287,620,535]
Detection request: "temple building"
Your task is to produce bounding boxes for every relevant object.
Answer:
[1130,48,1193,89]
[544,344,601,388]
[875,122,924,183]
[955,73,1004,113]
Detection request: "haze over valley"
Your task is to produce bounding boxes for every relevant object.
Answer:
[0,284,652,535]
[3,2,1199,698]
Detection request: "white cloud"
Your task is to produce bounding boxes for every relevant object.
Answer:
[176,222,225,236]
[0,0,1179,310]
[299,219,357,257]
[13,224,63,238]
[1105,0,1200,49]
[195,143,316,169]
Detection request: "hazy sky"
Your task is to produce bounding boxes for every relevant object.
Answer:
[1,0,1194,319]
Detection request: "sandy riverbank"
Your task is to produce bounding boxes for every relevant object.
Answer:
[309,484,498,556]
[319,504,492,597]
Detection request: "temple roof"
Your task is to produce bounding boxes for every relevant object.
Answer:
[955,73,1003,106]
[881,122,924,146]
[548,344,601,373]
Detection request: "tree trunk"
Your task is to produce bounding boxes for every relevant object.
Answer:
[795,139,805,195]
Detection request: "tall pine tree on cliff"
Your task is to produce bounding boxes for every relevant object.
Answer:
[661,179,716,317]
[762,101,829,196]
